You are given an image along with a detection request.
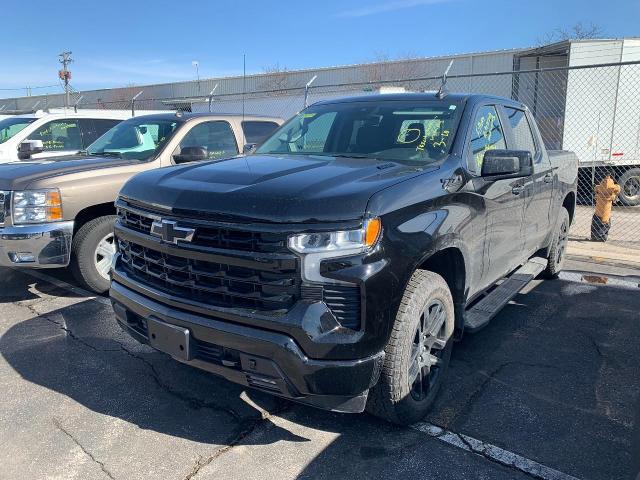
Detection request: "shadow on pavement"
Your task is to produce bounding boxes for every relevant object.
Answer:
[0,268,87,303]
[0,297,309,447]
[1,274,638,479]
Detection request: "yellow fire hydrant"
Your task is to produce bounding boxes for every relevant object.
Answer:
[591,176,621,242]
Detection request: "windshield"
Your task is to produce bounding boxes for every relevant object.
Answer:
[86,117,182,160]
[256,99,463,164]
[0,117,37,144]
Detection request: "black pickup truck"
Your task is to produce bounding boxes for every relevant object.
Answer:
[110,93,578,424]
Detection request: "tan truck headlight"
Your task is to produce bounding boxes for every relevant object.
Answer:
[12,189,63,224]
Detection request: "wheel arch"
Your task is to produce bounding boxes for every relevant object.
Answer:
[416,246,468,339]
[562,191,576,225]
[73,202,117,234]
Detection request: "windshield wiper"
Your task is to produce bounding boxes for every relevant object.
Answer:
[91,151,122,158]
[329,153,378,160]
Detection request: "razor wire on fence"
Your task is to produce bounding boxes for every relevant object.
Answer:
[4,61,640,250]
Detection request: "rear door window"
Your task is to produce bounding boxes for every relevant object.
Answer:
[467,105,506,174]
[78,119,121,148]
[177,121,238,160]
[242,121,280,144]
[504,107,537,157]
[28,119,83,152]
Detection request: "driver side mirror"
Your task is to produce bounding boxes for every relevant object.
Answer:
[173,146,208,163]
[243,143,257,154]
[18,140,44,160]
[481,150,533,179]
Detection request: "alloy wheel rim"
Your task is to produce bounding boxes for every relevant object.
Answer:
[95,233,116,281]
[409,299,448,401]
[556,219,568,265]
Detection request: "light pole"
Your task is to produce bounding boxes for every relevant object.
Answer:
[192,60,200,93]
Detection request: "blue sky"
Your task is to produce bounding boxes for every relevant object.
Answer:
[1,0,638,98]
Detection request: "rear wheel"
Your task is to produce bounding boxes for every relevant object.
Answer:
[70,215,117,293]
[617,168,640,206]
[543,207,569,279]
[366,270,454,425]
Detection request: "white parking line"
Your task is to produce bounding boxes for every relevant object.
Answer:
[16,267,584,479]
[411,422,582,480]
[12,268,111,306]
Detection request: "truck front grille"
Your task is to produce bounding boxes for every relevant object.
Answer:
[0,191,9,225]
[117,238,299,312]
[117,206,288,253]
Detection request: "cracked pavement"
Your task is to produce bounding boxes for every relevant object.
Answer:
[0,266,639,480]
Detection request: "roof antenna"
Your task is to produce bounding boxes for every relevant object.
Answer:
[208,84,219,112]
[436,60,454,99]
[242,54,246,124]
[73,95,84,113]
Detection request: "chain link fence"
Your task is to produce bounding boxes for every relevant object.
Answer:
[5,61,640,255]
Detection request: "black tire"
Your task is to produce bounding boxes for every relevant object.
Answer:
[543,207,570,279]
[366,270,454,425]
[617,168,640,206]
[70,215,117,293]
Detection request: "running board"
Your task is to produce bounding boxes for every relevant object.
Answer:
[464,257,547,333]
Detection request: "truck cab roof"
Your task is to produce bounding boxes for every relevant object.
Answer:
[128,112,283,124]
[312,92,529,111]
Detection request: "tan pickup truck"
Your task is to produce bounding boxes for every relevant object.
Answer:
[0,112,282,292]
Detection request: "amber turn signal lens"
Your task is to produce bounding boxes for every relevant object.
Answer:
[46,190,63,221]
[47,206,63,221]
[46,190,62,207]
[364,217,382,247]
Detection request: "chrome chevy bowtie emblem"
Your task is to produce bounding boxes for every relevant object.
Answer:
[150,220,195,244]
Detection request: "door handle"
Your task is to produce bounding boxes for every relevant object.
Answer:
[543,173,553,183]
[512,185,524,195]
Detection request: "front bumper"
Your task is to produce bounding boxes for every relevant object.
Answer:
[110,279,385,413]
[0,221,74,267]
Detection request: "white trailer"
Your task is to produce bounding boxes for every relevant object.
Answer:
[515,38,640,205]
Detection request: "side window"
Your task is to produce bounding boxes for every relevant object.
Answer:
[178,121,238,160]
[78,119,120,148]
[467,105,506,174]
[28,119,83,152]
[88,119,121,147]
[504,107,537,157]
[242,121,279,145]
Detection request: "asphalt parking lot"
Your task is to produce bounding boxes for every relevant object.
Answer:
[1,264,639,480]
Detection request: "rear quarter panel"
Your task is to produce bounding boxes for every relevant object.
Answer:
[548,150,579,212]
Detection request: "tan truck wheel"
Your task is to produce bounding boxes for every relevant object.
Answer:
[70,215,117,293]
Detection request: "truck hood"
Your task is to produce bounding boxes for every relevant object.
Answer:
[120,154,435,224]
[0,155,143,190]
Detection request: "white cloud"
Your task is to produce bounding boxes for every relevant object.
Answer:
[337,0,452,17]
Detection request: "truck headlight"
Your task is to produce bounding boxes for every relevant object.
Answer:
[288,217,381,284]
[12,189,63,224]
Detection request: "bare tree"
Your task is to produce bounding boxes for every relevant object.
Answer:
[359,52,435,90]
[538,22,605,46]
[259,63,291,91]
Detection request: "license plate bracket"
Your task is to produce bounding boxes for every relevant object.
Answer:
[146,317,191,361]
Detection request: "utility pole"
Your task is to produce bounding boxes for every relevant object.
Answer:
[58,51,73,109]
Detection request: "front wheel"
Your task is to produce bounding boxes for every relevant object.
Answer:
[70,215,117,293]
[366,270,454,425]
